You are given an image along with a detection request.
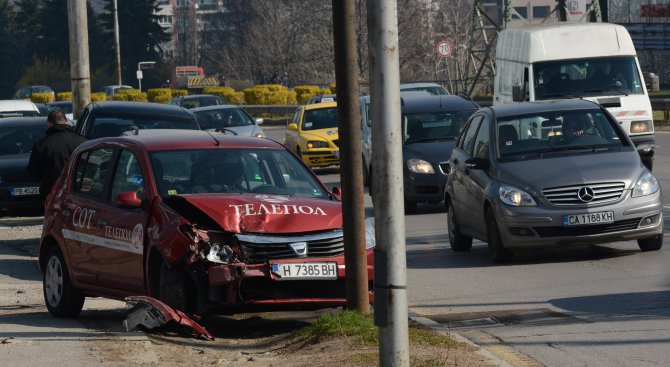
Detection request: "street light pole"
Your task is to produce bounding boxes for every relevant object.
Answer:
[137,61,156,92]
[112,0,122,85]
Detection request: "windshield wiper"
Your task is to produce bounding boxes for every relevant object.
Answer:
[539,93,578,99]
[583,88,629,96]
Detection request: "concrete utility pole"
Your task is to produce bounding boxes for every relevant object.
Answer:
[67,0,91,119]
[331,0,368,312]
[112,0,122,85]
[367,0,410,366]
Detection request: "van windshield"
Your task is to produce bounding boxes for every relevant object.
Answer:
[533,57,644,99]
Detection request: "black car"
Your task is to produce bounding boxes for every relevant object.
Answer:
[398,93,478,213]
[168,94,228,109]
[0,117,47,213]
[74,101,201,139]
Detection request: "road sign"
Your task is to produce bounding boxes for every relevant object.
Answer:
[437,40,454,58]
[136,70,143,80]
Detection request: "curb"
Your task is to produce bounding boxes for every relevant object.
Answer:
[409,311,545,367]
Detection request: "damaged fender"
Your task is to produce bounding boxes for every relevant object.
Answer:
[123,296,214,340]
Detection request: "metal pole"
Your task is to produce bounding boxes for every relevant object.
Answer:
[367,0,409,366]
[112,0,122,85]
[67,0,91,120]
[331,0,368,312]
[138,63,142,92]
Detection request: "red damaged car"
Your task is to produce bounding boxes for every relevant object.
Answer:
[39,130,374,318]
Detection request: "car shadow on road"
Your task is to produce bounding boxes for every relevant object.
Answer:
[405,239,642,269]
[0,239,41,281]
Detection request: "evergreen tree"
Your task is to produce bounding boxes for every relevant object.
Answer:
[100,0,169,87]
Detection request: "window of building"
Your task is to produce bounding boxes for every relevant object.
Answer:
[513,7,528,19]
[533,6,551,18]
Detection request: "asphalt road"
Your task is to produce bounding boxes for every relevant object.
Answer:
[266,126,670,367]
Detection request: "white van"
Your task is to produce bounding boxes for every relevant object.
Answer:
[493,22,655,170]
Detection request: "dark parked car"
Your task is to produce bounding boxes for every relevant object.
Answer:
[13,85,56,101]
[0,117,47,212]
[445,99,663,263]
[168,94,227,109]
[38,130,374,319]
[368,93,478,213]
[74,101,201,139]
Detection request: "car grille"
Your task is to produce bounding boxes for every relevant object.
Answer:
[534,218,641,237]
[236,231,344,264]
[542,182,625,205]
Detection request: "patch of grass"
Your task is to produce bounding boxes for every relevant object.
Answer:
[352,352,378,365]
[300,312,462,348]
[300,311,378,343]
[409,355,451,367]
[653,110,669,124]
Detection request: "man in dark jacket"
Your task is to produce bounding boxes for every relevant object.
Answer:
[27,110,87,202]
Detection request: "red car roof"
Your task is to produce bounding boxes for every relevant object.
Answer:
[79,130,284,152]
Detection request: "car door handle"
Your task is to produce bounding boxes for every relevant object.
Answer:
[98,219,108,226]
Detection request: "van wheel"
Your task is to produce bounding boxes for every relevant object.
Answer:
[638,233,663,252]
[43,247,85,317]
[486,210,514,263]
[446,199,472,252]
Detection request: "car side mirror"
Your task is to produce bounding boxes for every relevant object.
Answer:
[512,85,523,102]
[465,157,489,170]
[331,186,342,201]
[116,191,142,209]
[287,123,298,131]
[255,118,264,125]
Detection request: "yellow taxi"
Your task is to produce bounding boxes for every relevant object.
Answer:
[284,101,339,168]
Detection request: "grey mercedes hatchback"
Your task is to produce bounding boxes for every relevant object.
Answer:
[445,99,663,263]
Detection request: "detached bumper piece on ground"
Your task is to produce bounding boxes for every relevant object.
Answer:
[123,296,214,340]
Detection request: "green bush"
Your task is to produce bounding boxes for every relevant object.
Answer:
[111,93,128,101]
[257,84,286,92]
[319,89,332,95]
[243,87,270,105]
[171,89,188,97]
[57,92,72,101]
[91,92,107,102]
[114,89,148,102]
[147,88,171,103]
[223,91,244,105]
[329,83,336,94]
[32,93,55,103]
[294,85,321,104]
[204,86,235,95]
[266,90,297,105]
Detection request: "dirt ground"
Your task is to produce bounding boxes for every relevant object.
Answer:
[1,215,495,367]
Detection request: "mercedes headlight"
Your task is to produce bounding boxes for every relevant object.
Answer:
[307,140,329,149]
[407,159,434,174]
[499,185,537,206]
[632,171,659,197]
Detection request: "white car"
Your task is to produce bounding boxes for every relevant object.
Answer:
[0,100,40,118]
[190,105,265,137]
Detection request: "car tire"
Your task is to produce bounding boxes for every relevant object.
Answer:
[159,262,188,312]
[638,233,663,252]
[43,247,85,318]
[404,200,417,215]
[486,209,514,263]
[446,200,472,252]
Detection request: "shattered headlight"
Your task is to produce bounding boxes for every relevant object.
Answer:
[205,243,237,264]
[365,217,376,249]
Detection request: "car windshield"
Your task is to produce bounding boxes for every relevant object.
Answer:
[182,97,223,109]
[194,108,253,129]
[89,114,199,139]
[401,86,449,95]
[534,56,644,99]
[0,126,44,155]
[302,107,338,130]
[496,108,630,160]
[150,148,329,198]
[403,110,474,144]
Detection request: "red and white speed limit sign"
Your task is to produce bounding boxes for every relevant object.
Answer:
[437,40,454,58]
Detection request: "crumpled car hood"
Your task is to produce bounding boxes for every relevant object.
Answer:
[176,193,343,234]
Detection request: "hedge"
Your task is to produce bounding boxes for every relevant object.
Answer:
[91,92,107,102]
[294,85,321,104]
[329,83,336,94]
[171,89,188,97]
[147,88,171,103]
[31,93,55,103]
[114,89,147,102]
[57,92,72,101]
